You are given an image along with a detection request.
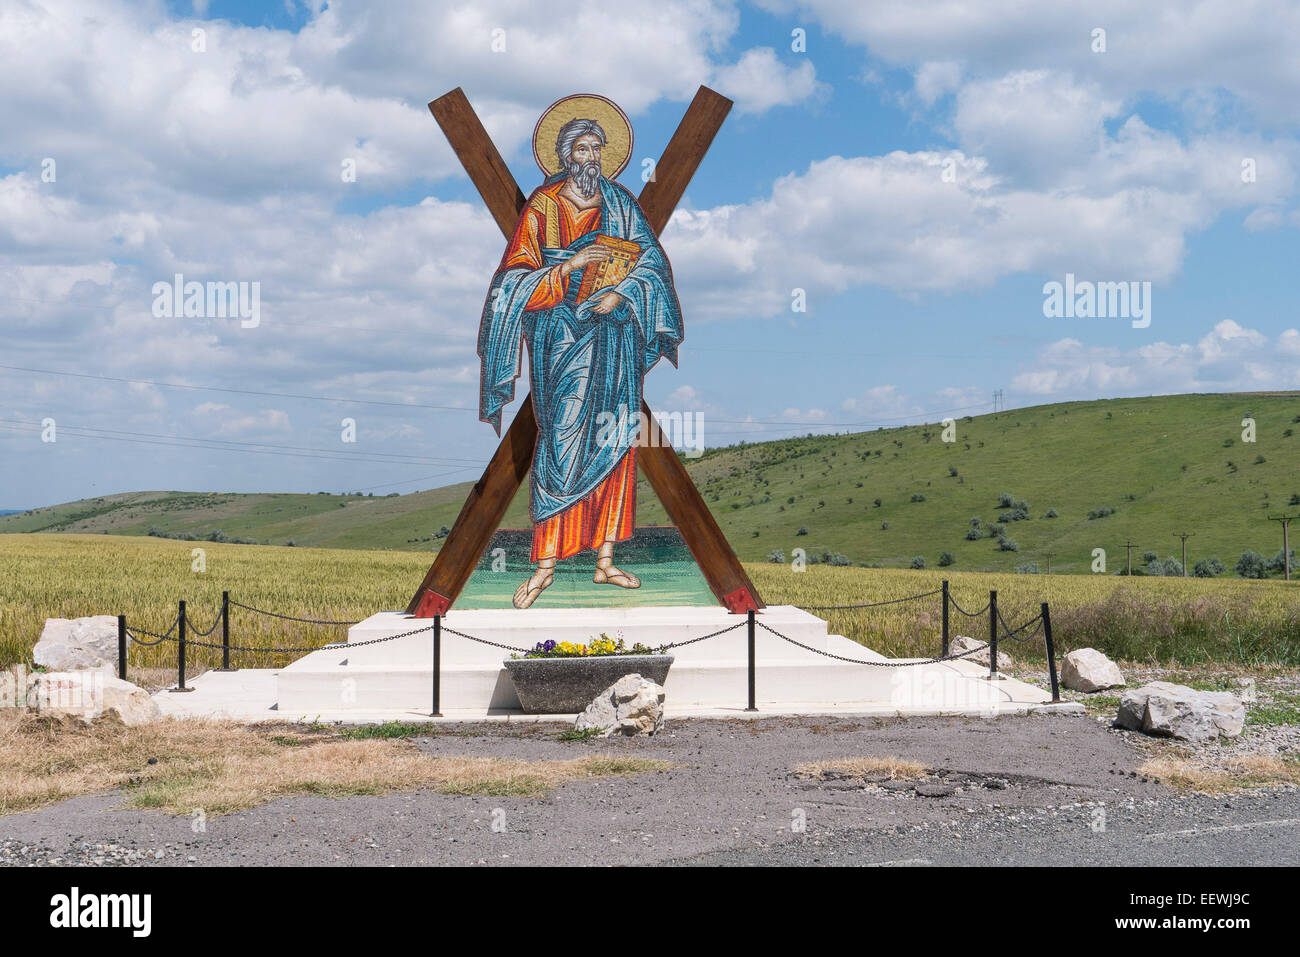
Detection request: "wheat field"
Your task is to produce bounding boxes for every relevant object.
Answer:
[2,533,1298,671]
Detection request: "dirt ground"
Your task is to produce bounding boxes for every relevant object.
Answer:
[4,708,1296,866]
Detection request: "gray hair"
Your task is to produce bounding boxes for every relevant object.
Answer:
[555,118,607,168]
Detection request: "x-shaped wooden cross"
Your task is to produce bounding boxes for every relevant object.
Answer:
[407,86,764,617]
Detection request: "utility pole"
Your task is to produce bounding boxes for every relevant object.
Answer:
[1173,531,1195,577]
[1122,541,1138,576]
[1042,551,1055,574]
[1267,514,1297,581]
[992,389,1004,414]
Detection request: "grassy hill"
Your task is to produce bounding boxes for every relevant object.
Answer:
[4,392,1299,575]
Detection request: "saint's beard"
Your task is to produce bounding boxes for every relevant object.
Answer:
[567,159,601,198]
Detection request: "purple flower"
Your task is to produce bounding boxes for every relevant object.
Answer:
[544,639,556,651]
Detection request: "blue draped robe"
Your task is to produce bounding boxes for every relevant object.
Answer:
[478,174,684,523]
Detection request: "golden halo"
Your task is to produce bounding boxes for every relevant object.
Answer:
[532,93,633,180]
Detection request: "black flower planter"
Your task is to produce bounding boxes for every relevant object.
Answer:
[503,654,674,714]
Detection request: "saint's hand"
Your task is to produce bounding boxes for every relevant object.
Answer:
[592,291,624,315]
[561,246,611,278]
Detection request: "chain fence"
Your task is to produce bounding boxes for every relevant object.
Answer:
[113,580,1062,706]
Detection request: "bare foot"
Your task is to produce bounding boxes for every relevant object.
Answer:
[593,563,640,589]
[513,568,555,608]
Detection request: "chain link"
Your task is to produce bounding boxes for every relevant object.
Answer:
[185,608,223,637]
[948,595,991,618]
[757,620,996,667]
[658,620,745,650]
[228,599,358,626]
[797,587,943,611]
[441,625,531,654]
[124,614,180,647]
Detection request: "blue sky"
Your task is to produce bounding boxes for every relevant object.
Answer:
[3,0,1299,508]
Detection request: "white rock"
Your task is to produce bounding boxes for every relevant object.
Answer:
[574,673,666,737]
[1060,648,1125,692]
[26,671,159,726]
[1116,681,1244,742]
[949,635,1013,671]
[33,616,120,675]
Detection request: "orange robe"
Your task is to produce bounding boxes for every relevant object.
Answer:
[501,182,637,563]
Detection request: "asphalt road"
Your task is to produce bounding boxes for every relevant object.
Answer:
[1,713,1296,866]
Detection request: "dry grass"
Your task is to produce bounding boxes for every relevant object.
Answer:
[1138,753,1300,794]
[0,711,670,816]
[794,756,929,780]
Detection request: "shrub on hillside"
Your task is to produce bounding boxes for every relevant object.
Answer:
[910,555,926,569]
[964,526,982,541]
[766,550,785,563]
[1088,506,1116,519]
[1236,550,1267,579]
[997,492,1014,508]
[998,538,1019,552]
[1267,548,1297,575]
[1044,507,1058,518]
[938,551,954,567]
[1013,562,1039,574]
[1193,557,1226,578]
[1145,557,1183,577]
[910,493,926,503]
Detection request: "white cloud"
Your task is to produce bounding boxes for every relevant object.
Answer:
[1010,321,1300,396]
[711,47,826,115]
[762,0,1300,124]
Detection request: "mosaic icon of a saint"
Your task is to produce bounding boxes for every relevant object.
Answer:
[477,94,684,609]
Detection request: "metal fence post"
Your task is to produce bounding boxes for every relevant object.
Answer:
[1042,601,1060,702]
[941,579,950,656]
[745,608,757,712]
[431,614,443,717]
[117,614,127,682]
[170,599,193,692]
[988,589,998,677]
[219,590,232,671]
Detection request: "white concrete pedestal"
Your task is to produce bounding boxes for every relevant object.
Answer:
[254,605,1062,719]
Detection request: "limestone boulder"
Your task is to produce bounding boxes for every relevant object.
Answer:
[1060,648,1125,692]
[33,616,120,675]
[949,635,1013,671]
[0,668,20,708]
[1116,682,1244,742]
[574,673,665,737]
[26,671,159,726]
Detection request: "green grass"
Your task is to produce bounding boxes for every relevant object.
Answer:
[339,721,430,740]
[6,393,1299,573]
[1247,693,1300,727]
[1081,694,1122,717]
[557,727,605,742]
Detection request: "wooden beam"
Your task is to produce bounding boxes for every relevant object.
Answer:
[405,396,536,616]
[637,402,764,611]
[409,86,760,615]
[637,86,732,234]
[428,88,527,235]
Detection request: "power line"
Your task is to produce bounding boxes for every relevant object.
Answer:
[1174,531,1195,577]
[0,419,484,466]
[1,364,995,430]
[0,364,487,416]
[1267,514,1297,582]
[0,421,485,476]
